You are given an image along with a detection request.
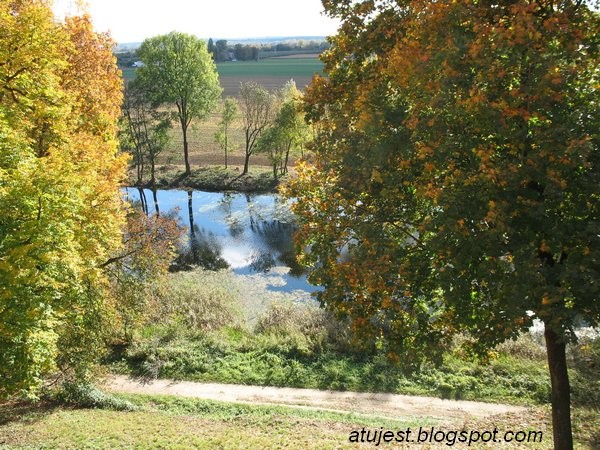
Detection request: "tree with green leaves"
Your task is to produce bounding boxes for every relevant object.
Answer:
[136,32,221,175]
[239,81,276,175]
[214,39,229,62]
[0,2,127,398]
[207,37,215,59]
[256,81,309,178]
[286,1,599,448]
[214,97,238,169]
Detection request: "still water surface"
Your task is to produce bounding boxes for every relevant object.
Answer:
[124,188,319,297]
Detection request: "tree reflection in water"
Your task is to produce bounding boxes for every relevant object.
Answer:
[172,190,229,271]
[123,188,316,293]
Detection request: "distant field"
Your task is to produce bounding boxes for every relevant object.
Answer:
[217,58,323,77]
[119,57,324,97]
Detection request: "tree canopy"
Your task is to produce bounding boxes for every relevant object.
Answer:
[136,32,221,175]
[0,1,127,398]
[286,1,599,448]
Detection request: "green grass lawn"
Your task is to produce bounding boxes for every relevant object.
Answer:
[2,394,598,449]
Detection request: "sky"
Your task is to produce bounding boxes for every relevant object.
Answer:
[52,0,341,43]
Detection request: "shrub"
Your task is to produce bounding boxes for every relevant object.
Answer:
[570,334,600,407]
[56,382,136,411]
[495,333,547,361]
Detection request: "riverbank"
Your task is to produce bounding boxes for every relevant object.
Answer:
[130,164,284,193]
[105,270,600,409]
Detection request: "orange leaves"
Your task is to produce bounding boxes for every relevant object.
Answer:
[290,0,599,386]
[370,168,383,183]
[539,241,551,253]
[417,145,434,159]
[62,14,123,136]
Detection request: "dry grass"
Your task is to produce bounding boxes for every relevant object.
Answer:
[158,101,302,171]
[220,74,315,97]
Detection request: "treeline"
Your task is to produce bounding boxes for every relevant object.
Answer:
[116,38,330,66]
[208,38,330,61]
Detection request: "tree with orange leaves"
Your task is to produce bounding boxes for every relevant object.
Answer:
[287,1,598,448]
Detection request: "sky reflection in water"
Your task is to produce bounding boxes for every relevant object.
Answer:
[123,188,320,296]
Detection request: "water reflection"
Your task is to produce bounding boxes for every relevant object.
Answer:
[123,188,318,295]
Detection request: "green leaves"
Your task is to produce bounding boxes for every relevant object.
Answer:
[137,32,222,173]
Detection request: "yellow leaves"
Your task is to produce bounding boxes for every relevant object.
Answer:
[62,14,123,136]
[0,1,127,397]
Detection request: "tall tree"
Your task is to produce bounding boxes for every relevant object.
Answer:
[136,32,221,175]
[287,1,599,449]
[0,2,127,398]
[239,81,276,175]
[214,39,229,62]
[207,37,215,59]
[214,97,238,169]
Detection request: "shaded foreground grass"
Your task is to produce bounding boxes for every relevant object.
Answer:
[1,394,598,449]
[0,394,432,449]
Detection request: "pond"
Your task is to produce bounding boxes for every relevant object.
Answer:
[123,188,320,301]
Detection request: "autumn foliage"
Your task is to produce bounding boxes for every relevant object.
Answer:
[287,1,598,447]
[0,1,127,398]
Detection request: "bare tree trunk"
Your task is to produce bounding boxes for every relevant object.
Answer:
[224,134,228,169]
[137,158,143,185]
[150,157,156,186]
[243,152,250,175]
[544,324,573,450]
[283,142,291,175]
[182,123,191,176]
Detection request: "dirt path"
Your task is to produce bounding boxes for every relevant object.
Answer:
[105,375,525,422]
